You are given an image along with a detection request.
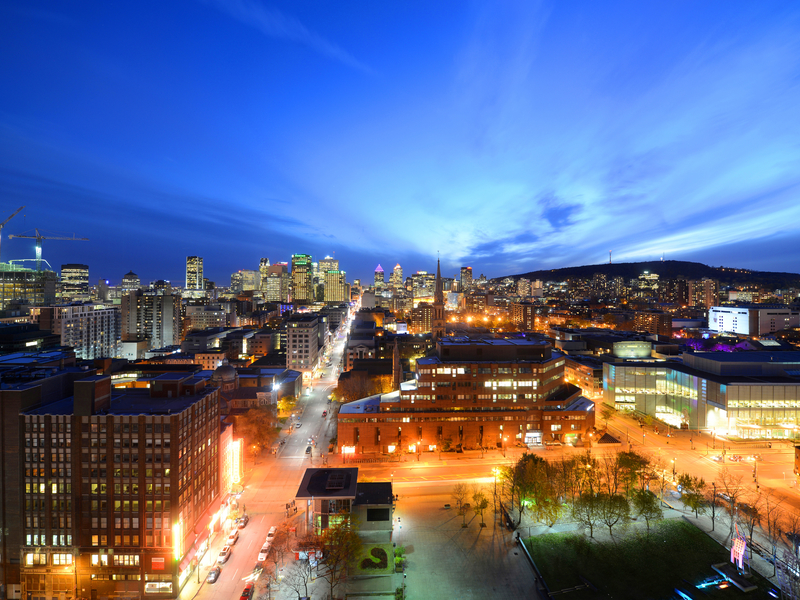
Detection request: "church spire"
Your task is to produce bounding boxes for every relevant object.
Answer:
[432,255,445,341]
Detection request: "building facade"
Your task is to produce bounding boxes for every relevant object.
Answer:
[338,339,595,455]
[290,255,313,304]
[34,303,121,360]
[60,265,90,303]
[121,292,181,351]
[185,257,203,291]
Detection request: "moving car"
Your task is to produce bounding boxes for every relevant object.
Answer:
[217,546,232,563]
[206,566,221,583]
[295,422,302,429]
[226,530,239,546]
[322,410,327,417]
[305,445,312,454]
[236,514,250,529]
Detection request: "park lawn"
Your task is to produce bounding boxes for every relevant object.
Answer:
[353,543,395,577]
[525,520,776,599]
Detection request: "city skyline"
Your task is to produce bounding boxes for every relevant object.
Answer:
[2,1,800,284]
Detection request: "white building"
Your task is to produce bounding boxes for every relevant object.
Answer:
[709,305,800,336]
[33,302,121,359]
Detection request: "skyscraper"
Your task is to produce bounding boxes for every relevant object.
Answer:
[324,269,348,303]
[186,256,204,290]
[291,254,313,303]
[374,264,384,289]
[460,266,473,293]
[390,263,403,287]
[259,257,271,289]
[60,263,90,302]
[319,255,339,273]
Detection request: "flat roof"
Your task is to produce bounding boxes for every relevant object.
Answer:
[339,391,400,414]
[24,387,212,416]
[689,351,800,364]
[354,482,393,506]
[295,468,359,500]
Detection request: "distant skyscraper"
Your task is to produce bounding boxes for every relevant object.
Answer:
[121,271,140,292]
[460,266,473,292]
[259,258,271,289]
[60,263,89,302]
[319,255,339,273]
[186,256,204,290]
[517,278,531,298]
[121,290,180,350]
[291,254,313,303]
[374,264,384,289]
[390,263,403,287]
[265,263,290,302]
[324,269,347,303]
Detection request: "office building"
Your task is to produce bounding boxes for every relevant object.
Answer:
[318,256,338,274]
[324,270,348,303]
[460,267,473,293]
[633,310,673,337]
[60,265,90,303]
[121,272,140,293]
[374,265,384,289]
[708,305,800,336]
[286,314,327,379]
[291,255,313,304]
[258,258,270,288]
[0,264,58,310]
[390,264,403,288]
[688,278,718,309]
[265,264,290,303]
[185,257,203,291]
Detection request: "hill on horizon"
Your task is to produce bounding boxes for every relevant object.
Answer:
[500,260,800,288]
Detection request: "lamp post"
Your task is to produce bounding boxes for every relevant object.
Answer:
[503,436,508,458]
[672,458,676,480]
[492,467,500,513]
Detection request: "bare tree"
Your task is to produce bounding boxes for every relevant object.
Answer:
[317,513,363,599]
[472,486,490,527]
[282,559,315,600]
[761,489,786,576]
[717,467,746,543]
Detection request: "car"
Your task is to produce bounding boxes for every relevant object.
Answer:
[322,410,327,417]
[237,514,250,529]
[305,445,312,454]
[217,546,232,563]
[295,422,302,429]
[711,454,723,462]
[226,530,239,545]
[257,543,272,562]
[267,526,277,540]
[206,566,221,583]
[239,583,254,600]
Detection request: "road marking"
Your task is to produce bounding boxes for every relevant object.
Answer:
[261,515,265,523]
[233,568,239,580]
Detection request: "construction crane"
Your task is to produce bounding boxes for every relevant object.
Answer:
[0,206,25,263]
[8,228,89,271]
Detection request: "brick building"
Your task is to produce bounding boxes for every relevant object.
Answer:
[337,338,595,455]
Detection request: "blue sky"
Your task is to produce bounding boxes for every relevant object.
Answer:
[1,0,799,285]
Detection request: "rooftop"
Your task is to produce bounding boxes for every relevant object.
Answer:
[353,482,393,506]
[295,468,359,500]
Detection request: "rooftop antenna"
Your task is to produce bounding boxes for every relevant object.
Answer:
[609,250,612,264]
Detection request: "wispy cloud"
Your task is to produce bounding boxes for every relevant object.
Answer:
[203,0,370,72]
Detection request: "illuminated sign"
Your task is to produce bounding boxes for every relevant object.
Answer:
[342,446,356,454]
[231,439,242,484]
[152,557,165,571]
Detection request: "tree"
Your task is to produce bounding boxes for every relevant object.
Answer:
[472,487,490,527]
[276,395,297,417]
[598,493,630,538]
[572,493,602,538]
[600,404,615,428]
[717,467,746,543]
[452,483,469,526]
[317,513,363,599]
[616,450,651,497]
[760,489,786,576]
[282,559,314,600]
[678,473,707,518]
[235,405,279,452]
[632,489,662,532]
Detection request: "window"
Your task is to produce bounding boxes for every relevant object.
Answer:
[551,424,562,431]
[52,553,73,566]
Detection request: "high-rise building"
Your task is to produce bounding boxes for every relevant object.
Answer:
[60,264,90,302]
[0,264,58,310]
[517,278,531,298]
[231,270,260,293]
[121,291,181,350]
[259,258,271,289]
[511,302,536,331]
[34,302,121,359]
[291,254,313,304]
[319,256,339,274]
[186,256,204,290]
[121,271,140,292]
[460,267,473,293]
[265,263,290,303]
[390,264,403,287]
[374,265,384,289]
[688,278,719,309]
[324,270,348,303]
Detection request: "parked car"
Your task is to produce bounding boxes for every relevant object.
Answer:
[257,543,272,562]
[267,526,277,540]
[322,410,327,417]
[305,446,312,454]
[217,546,232,563]
[237,514,250,529]
[239,583,254,600]
[206,566,221,583]
[226,530,239,546]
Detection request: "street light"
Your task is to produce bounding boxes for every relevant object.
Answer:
[503,436,508,458]
[492,467,501,513]
[672,458,676,478]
